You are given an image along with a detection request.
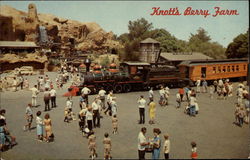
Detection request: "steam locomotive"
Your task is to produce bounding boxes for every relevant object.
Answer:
[77,61,192,94]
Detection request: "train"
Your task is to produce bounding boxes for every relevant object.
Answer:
[73,58,248,95]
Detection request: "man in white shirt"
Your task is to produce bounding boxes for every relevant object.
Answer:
[148,87,154,101]
[92,97,101,128]
[81,85,91,104]
[50,87,57,108]
[163,134,170,159]
[189,95,197,116]
[138,127,149,160]
[196,79,201,93]
[86,107,93,131]
[159,86,165,106]
[30,85,39,107]
[237,86,243,105]
[111,97,117,116]
[98,87,106,109]
[104,90,113,116]
[138,95,146,124]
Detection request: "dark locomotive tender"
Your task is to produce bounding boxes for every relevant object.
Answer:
[77,62,192,94]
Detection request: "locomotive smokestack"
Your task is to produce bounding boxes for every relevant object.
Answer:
[84,58,91,73]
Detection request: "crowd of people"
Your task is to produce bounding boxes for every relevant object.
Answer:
[0,66,249,159]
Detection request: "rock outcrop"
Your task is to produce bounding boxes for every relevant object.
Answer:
[0,4,123,54]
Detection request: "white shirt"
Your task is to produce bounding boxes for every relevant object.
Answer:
[164,139,170,153]
[92,101,100,111]
[159,89,165,97]
[50,89,56,97]
[237,88,243,97]
[66,100,73,109]
[190,96,197,106]
[81,87,91,95]
[138,132,146,151]
[176,93,180,100]
[79,108,87,116]
[86,110,93,120]
[98,90,106,97]
[196,80,201,86]
[138,98,146,108]
[36,116,43,125]
[218,79,223,86]
[31,87,39,97]
[107,94,113,103]
[149,89,154,98]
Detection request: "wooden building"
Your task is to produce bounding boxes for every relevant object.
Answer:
[139,38,160,63]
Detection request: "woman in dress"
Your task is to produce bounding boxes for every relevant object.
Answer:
[148,99,156,124]
[152,128,161,160]
[36,111,43,142]
[103,133,112,159]
[191,141,198,159]
[44,113,52,142]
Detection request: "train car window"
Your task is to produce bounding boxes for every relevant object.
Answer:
[227,66,230,72]
[236,65,239,71]
[223,66,226,73]
[232,66,235,72]
[218,66,221,73]
[213,67,216,73]
[243,65,246,70]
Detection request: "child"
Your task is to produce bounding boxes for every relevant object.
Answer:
[112,115,118,134]
[103,133,112,160]
[24,103,33,131]
[88,131,97,159]
[234,104,241,125]
[191,141,198,159]
[64,107,71,123]
[163,134,170,159]
[209,86,214,99]
[176,92,181,108]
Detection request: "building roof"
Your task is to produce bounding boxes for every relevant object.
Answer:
[160,52,213,61]
[0,41,39,48]
[140,38,160,44]
[121,61,151,66]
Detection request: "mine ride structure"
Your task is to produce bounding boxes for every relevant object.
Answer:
[178,58,248,83]
[77,61,192,94]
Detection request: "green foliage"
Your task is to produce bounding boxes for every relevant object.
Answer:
[48,58,60,66]
[226,29,249,58]
[187,28,226,59]
[117,19,228,60]
[128,18,153,41]
[100,55,110,67]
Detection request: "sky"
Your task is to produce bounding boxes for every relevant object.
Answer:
[1,1,249,47]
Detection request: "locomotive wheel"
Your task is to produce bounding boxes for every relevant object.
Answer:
[123,84,132,92]
[105,85,113,92]
[113,84,123,93]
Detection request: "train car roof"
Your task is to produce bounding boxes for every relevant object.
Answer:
[120,62,151,66]
[178,58,248,66]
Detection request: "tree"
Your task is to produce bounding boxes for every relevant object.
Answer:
[128,18,153,41]
[225,29,249,58]
[189,28,211,43]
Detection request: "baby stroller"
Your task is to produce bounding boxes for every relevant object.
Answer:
[82,126,90,138]
[48,133,55,142]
